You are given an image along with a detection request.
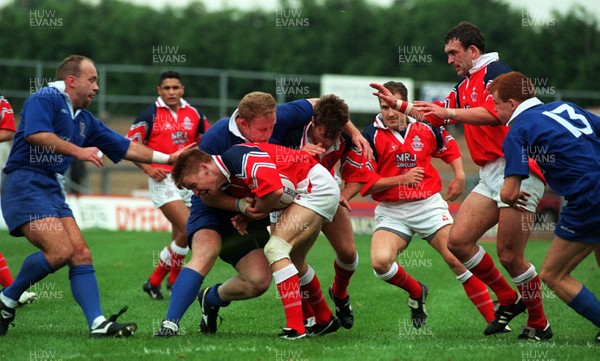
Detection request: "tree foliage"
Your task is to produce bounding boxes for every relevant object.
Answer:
[1,0,598,114]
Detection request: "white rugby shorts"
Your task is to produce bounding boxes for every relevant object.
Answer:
[270,163,339,223]
[149,173,193,208]
[472,157,543,212]
[374,193,453,242]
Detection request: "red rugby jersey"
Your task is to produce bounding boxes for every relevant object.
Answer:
[127,97,209,172]
[442,53,544,181]
[215,143,319,199]
[342,116,460,202]
[0,96,16,131]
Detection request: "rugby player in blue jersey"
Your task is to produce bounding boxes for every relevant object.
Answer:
[490,71,600,343]
[0,55,191,338]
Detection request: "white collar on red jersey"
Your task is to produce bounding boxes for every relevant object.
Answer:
[470,52,499,75]
[507,97,544,126]
[228,109,251,142]
[212,155,231,183]
[156,96,189,109]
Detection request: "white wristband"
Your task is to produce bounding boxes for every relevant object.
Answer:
[395,99,413,114]
[152,151,170,164]
[236,198,252,214]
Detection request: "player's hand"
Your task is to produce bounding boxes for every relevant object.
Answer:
[413,101,448,127]
[446,176,465,202]
[78,147,104,168]
[144,166,167,182]
[231,214,250,235]
[507,191,530,211]
[351,133,373,161]
[301,143,326,156]
[168,142,198,164]
[370,83,397,110]
[244,205,270,220]
[402,167,425,186]
[339,195,352,211]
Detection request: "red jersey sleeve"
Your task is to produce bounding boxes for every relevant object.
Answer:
[340,148,382,196]
[0,97,16,131]
[243,154,284,198]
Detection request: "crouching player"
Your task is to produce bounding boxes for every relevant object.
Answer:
[341,81,497,329]
[173,143,340,339]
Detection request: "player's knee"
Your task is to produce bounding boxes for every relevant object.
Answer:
[371,257,392,275]
[264,236,292,265]
[70,244,93,264]
[447,237,468,259]
[539,266,558,291]
[336,246,357,264]
[246,274,272,297]
[497,249,519,271]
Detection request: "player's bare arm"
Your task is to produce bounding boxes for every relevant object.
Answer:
[369,82,426,121]
[26,131,104,168]
[446,157,466,202]
[124,141,196,165]
[500,174,530,211]
[413,101,501,126]
[244,188,284,220]
[0,129,15,142]
[133,162,167,182]
[201,190,239,212]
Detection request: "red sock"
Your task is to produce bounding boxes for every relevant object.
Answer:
[149,259,170,287]
[461,275,495,323]
[470,252,517,306]
[301,294,315,321]
[0,253,14,288]
[168,252,187,285]
[300,273,333,325]
[276,275,305,333]
[385,263,422,299]
[517,275,548,329]
[331,260,355,299]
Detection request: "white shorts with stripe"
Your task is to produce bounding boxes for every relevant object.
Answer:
[271,163,339,223]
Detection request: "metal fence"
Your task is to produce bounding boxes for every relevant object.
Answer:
[2,58,599,195]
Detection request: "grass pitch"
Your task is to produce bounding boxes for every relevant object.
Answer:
[0,230,598,360]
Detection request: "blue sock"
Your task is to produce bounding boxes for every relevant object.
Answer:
[166,268,204,323]
[3,252,53,302]
[206,283,230,308]
[567,285,600,327]
[69,265,103,328]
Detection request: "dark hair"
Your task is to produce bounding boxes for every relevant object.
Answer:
[56,55,93,80]
[313,94,349,139]
[488,71,535,103]
[159,71,182,86]
[382,81,408,101]
[444,22,485,52]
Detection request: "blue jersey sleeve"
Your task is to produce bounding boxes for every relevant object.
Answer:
[85,117,130,163]
[503,127,530,179]
[22,91,63,138]
[269,99,313,144]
